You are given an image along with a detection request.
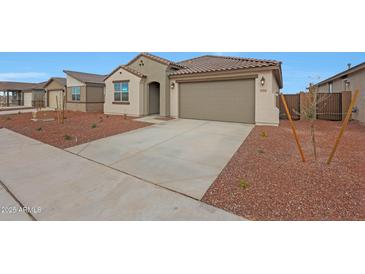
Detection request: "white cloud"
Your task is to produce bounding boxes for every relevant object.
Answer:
[0,72,48,81]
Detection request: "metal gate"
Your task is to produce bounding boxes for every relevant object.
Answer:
[279,94,300,120]
[316,93,342,121]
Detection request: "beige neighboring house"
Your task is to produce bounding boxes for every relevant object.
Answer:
[43,77,66,109]
[63,70,106,112]
[22,82,47,107]
[104,53,283,125]
[314,61,365,124]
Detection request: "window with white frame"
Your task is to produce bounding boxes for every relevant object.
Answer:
[114,81,129,102]
[72,86,81,101]
[328,82,333,93]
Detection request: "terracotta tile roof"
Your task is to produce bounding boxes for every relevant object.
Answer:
[103,65,146,81]
[127,52,185,69]
[0,81,46,91]
[121,65,146,78]
[170,55,281,76]
[63,70,106,85]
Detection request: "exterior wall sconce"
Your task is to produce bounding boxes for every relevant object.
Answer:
[170,82,175,89]
[260,76,265,86]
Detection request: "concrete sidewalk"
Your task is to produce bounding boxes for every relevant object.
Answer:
[0,183,32,221]
[0,128,242,221]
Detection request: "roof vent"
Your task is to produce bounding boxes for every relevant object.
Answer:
[347,63,351,69]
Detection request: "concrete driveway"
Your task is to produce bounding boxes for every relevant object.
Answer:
[67,119,253,199]
[0,128,242,220]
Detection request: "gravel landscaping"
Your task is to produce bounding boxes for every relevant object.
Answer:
[0,111,151,149]
[202,120,365,221]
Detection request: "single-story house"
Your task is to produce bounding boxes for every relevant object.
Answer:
[104,53,282,125]
[63,70,106,112]
[0,81,46,108]
[314,61,365,124]
[43,77,67,109]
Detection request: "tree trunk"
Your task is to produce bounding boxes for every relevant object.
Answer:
[310,121,317,160]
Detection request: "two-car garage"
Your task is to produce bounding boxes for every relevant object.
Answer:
[178,78,256,124]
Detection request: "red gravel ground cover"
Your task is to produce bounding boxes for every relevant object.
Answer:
[202,120,365,220]
[0,111,151,149]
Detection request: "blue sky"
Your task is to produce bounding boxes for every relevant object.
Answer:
[0,52,364,93]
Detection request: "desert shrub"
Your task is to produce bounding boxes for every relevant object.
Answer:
[36,127,42,131]
[91,123,97,128]
[64,134,72,140]
[238,179,249,189]
[260,131,268,138]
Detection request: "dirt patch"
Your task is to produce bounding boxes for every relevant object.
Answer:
[0,111,151,149]
[202,120,365,220]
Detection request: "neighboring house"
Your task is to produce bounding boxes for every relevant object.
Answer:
[63,70,106,112]
[0,81,46,108]
[104,53,283,125]
[314,61,365,124]
[43,77,66,109]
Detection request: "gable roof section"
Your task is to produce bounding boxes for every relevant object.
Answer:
[63,70,106,85]
[44,77,67,89]
[104,65,146,81]
[314,61,365,86]
[0,81,47,91]
[126,52,185,69]
[170,55,283,88]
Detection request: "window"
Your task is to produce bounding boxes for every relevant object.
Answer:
[328,82,333,93]
[72,87,81,101]
[114,81,129,102]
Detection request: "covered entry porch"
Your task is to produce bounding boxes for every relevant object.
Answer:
[0,90,23,108]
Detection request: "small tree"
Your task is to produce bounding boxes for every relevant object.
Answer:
[299,84,330,160]
[301,85,317,159]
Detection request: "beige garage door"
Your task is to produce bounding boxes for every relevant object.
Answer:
[48,90,63,109]
[23,92,32,107]
[179,79,255,123]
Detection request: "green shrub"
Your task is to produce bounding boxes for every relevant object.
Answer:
[36,127,42,131]
[238,179,249,189]
[64,134,72,140]
[91,123,97,128]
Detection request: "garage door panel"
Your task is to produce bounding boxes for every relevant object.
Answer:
[179,79,255,123]
[49,90,64,109]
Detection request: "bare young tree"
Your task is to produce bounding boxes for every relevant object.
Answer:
[299,84,330,161]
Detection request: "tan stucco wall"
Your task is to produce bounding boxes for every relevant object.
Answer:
[66,75,85,87]
[66,102,86,112]
[170,69,280,125]
[104,67,143,116]
[86,103,104,112]
[128,56,170,116]
[45,79,65,91]
[317,68,365,124]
